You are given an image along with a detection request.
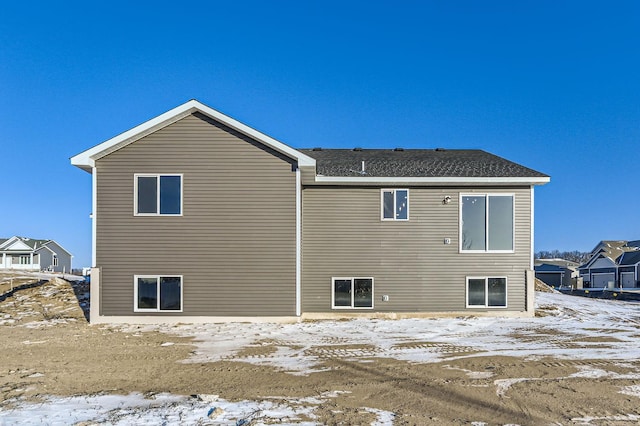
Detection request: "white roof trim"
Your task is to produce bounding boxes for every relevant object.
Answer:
[313,176,550,185]
[35,245,56,255]
[0,236,19,250]
[70,99,316,172]
[41,240,73,256]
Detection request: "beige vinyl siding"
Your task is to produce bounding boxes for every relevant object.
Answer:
[96,113,297,316]
[302,186,532,313]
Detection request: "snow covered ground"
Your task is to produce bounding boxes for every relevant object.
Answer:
[2,291,640,425]
[0,391,394,425]
[151,291,640,375]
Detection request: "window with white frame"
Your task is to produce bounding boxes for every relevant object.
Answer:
[381,189,409,220]
[52,255,58,266]
[135,174,182,215]
[332,277,374,309]
[19,255,30,265]
[461,194,513,252]
[467,277,507,308]
[135,275,183,312]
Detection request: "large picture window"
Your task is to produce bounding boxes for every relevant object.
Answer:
[381,189,409,221]
[332,277,374,309]
[135,174,182,215]
[461,194,513,252]
[134,275,183,312]
[467,277,507,308]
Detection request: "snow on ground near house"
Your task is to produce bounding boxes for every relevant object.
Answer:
[0,391,394,425]
[0,270,85,283]
[140,291,640,375]
[3,291,640,424]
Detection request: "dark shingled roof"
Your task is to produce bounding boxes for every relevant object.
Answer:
[300,148,549,178]
[0,237,50,250]
[619,250,640,266]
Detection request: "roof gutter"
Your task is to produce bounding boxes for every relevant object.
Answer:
[312,175,551,186]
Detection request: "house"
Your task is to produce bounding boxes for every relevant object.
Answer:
[70,100,550,323]
[534,258,579,288]
[579,240,640,288]
[0,236,73,273]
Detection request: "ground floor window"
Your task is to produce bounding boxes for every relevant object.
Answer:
[332,277,374,309]
[134,275,183,312]
[466,277,507,308]
[19,255,30,264]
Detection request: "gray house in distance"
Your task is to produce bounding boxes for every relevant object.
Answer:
[71,100,549,324]
[0,236,72,273]
[579,240,640,288]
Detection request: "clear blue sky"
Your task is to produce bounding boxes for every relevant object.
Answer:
[1,1,639,268]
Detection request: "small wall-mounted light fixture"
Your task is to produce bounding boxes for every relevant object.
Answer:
[443,196,452,205]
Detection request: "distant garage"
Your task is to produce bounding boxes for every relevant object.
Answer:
[535,272,562,287]
[534,260,577,288]
[591,273,615,288]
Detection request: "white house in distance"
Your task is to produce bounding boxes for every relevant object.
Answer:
[0,236,73,273]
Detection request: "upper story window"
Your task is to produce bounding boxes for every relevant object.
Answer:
[381,189,409,221]
[461,194,514,252]
[135,174,182,216]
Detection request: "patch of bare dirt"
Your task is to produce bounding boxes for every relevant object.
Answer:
[1,273,640,424]
[535,277,558,293]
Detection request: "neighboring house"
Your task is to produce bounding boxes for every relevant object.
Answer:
[70,99,550,323]
[0,236,73,273]
[579,240,640,288]
[534,258,579,288]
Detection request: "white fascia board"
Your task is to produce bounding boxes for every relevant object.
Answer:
[0,236,19,250]
[313,176,550,186]
[35,245,56,254]
[42,240,73,256]
[70,100,316,172]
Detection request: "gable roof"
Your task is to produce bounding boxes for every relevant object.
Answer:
[0,236,50,251]
[71,99,549,186]
[534,258,579,270]
[0,236,72,255]
[534,263,566,272]
[70,99,316,173]
[580,239,640,269]
[302,148,549,180]
[589,240,628,255]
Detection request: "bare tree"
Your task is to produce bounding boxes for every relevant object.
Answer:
[535,250,591,264]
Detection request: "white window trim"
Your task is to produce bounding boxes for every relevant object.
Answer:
[459,193,515,253]
[380,189,409,221]
[134,173,184,216]
[134,275,184,312]
[331,277,375,310]
[466,276,508,308]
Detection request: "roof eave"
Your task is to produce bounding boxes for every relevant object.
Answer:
[70,100,316,173]
[311,176,550,186]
